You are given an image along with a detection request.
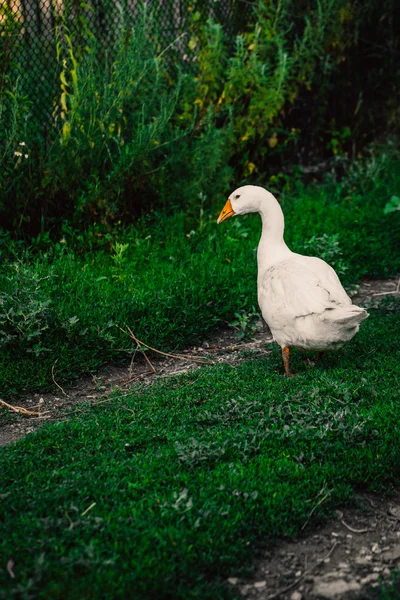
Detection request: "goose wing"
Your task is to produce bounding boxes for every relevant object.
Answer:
[259,257,351,326]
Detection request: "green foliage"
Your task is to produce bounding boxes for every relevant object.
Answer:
[0,4,23,91]
[1,1,399,236]
[0,260,58,357]
[184,0,400,178]
[0,12,233,237]
[0,211,251,396]
[184,0,361,176]
[384,196,400,215]
[229,307,260,340]
[0,80,32,227]
[162,106,234,215]
[302,233,348,278]
[282,149,400,281]
[1,24,182,232]
[378,571,400,599]
[0,301,400,598]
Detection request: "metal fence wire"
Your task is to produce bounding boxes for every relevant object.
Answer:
[1,0,248,136]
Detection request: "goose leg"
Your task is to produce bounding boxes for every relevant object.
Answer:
[282,346,295,377]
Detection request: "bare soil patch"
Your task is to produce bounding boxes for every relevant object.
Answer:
[227,490,400,600]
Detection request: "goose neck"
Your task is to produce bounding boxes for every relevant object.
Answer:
[258,203,285,245]
[257,206,290,274]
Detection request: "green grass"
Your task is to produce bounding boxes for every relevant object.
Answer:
[0,151,399,397]
[0,300,399,599]
[378,572,400,599]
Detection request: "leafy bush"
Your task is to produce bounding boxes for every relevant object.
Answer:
[1,26,180,233]
[302,234,348,278]
[185,0,394,178]
[1,1,399,237]
[0,260,58,357]
[0,12,233,237]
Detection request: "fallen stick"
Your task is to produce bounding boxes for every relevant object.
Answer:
[373,290,400,296]
[128,330,156,374]
[373,277,400,296]
[362,496,399,521]
[301,491,331,530]
[0,398,49,417]
[52,360,68,396]
[118,370,156,386]
[81,502,96,517]
[117,327,215,365]
[341,519,369,533]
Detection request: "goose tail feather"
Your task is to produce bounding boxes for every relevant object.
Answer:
[323,306,369,326]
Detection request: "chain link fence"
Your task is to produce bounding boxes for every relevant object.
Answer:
[1,0,249,137]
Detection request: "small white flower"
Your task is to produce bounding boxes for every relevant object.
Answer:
[24,154,28,159]
[19,141,26,146]
[14,151,22,157]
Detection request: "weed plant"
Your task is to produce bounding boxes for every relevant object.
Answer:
[2,1,399,237]
[0,14,233,237]
[0,152,399,397]
[0,299,399,599]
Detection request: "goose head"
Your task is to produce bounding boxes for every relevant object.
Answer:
[217,185,280,223]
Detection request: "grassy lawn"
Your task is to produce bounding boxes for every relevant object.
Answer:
[0,298,399,599]
[1,152,400,597]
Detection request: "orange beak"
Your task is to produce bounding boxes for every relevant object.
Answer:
[217,198,235,224]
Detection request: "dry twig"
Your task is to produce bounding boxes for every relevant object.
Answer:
[362,496,399,521]
[0,398,48,417]
[118,371,156,387]
[6,559,15,579]
[127,327,156,373]
[302,491,331,530]
[341,519,369,533]
[118,326,214,365]
[52,360,68,396]
[81,502,96,517]
[373,278,400,296]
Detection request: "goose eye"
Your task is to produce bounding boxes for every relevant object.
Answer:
[235,194,241,199]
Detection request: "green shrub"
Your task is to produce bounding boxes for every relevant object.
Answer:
[0,12,233,237]
[0,260,58,356]
[2,1,399,238]
[1,25,182,233]
[302,233,348,278]
[185,0,400,179]
[185,0,355,177]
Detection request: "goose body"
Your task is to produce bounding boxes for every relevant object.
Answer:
[217,185,369,375]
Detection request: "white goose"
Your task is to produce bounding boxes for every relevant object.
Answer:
[217,185,369,376]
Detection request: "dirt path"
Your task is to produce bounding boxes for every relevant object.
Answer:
[2,275,398,447]
[227,491,400,599]
[1,276,399,600]
[0,316,273,446]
